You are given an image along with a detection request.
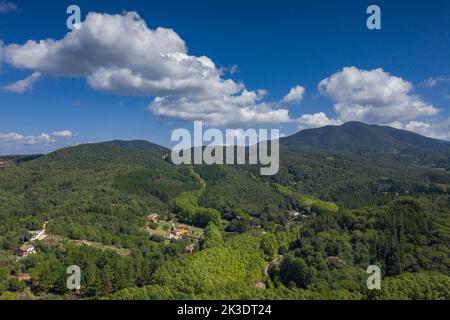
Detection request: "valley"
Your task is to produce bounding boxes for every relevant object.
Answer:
[0,122,449,300]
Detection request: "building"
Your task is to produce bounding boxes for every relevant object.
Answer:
[147,213,159,223]
[326,256,342,263]
[288,211,300,219]
[255,281,266,289]
[17,273,31,281]
[185,244,195,254]
[167,224,189,240]
[15,244,36,257]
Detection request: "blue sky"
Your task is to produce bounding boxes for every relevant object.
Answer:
[0,0,449,154]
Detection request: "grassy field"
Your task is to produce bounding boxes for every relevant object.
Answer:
[41,234,131,256]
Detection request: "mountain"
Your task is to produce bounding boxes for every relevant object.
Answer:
[0,123,449,301]
[280,121,450,154]
[31,141,170,171]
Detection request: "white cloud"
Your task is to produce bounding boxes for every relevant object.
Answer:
[0,11,295,126]
[0,1,16,13]
[421,76,450,88]
[0,132,23,143]
[0,132,54,145]
[297,112,342,130]
[149,89,291,126]
[51,130,73,138]
[0,130,75,146]
[281,85,305,104]
[2,71,41,93]
[318,67,439,123]
[302,67,450,140]
[389,119,450,140]
[228,65,239,75]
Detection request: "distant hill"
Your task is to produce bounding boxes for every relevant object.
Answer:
[0,154,43,167]
[280,121,450,154]
[0,122,448,212]
[101,140,169,152]
[26,141,170,172]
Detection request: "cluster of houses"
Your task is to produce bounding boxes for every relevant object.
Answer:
[146,213,195,254]
[167,224,189,240]
[14,223,47,258]
[147,213,192,241]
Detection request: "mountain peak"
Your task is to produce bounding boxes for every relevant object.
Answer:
[281,121,450,153]
[340,121,370,127]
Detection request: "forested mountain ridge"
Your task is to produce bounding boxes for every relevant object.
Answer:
[101,140,170,153]
[281,121,450,152]
[0,122,449,300]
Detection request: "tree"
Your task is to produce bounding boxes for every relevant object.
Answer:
[201,223,223,249]
[279,255,313,289]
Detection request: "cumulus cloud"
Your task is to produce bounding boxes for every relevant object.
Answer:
[3,13,444,138]
[390,119,450,140]
[281,85,305,104]
[0,130,75,146]
[51,130,74,138]
[293,67,448,140]
[0,1,16,13]
[318,67,439,123]
[0,11,294,126]
[150,89,291,126]
[297,112,342,130]
[0,132,53,145]
[2,72,41,93]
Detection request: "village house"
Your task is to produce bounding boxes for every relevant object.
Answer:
[17,273,31,281]
[326,256,342,263]
[288,211,300,219]
[147,213,159,223]
[185,243,195,254]
[14,244,36,257]
[167,224,189,240]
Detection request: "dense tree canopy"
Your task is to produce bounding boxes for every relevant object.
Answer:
[0,137,449,300]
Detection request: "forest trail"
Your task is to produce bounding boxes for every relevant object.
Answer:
[264,255,282,276]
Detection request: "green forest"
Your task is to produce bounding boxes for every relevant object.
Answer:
[0,123,449,300]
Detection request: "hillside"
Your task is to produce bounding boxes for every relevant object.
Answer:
[0,123,449,300]
[281,121,450,154]
[101,140,169,153]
